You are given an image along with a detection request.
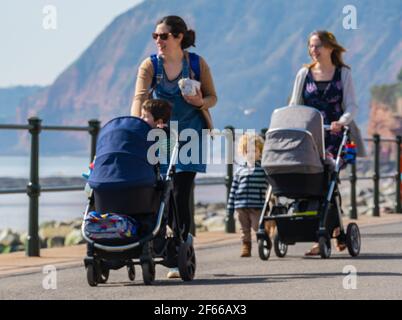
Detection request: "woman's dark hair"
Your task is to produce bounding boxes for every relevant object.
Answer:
[157,15,196,49]
[142,99,172,123]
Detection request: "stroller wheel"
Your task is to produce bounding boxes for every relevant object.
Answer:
[86,264,98,287]
[141,261,155,285]
[178,242,196,281]
[127,264,136,281]
[274,232,288,258]
[258,238,272,261]
[318,236,331,259]
[346,223,361,257]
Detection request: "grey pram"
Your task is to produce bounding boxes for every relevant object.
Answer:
[257,105,361,259]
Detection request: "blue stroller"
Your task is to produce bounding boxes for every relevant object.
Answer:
[257,106,361,260]
[81,116,196,286]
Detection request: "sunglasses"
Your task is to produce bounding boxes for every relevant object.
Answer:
[309,44,324,50]
[152,32,172,40]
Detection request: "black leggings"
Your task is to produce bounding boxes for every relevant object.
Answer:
[172,171,196,241]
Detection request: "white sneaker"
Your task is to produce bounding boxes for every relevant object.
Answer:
[167,267,180,279]
[166,225,174,238]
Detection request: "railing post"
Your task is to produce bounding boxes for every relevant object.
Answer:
[260,128,268,139]
[349,162,358,219]
[224,126,236,233]
[373,134,380,217]
[88,119,100,162]
[396,136,401,213]
[26,117,42,257]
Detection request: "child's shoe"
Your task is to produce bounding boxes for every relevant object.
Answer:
[167,267,180,279]
[240,241,251,257]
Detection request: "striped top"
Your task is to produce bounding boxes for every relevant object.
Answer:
[227,162,268,215]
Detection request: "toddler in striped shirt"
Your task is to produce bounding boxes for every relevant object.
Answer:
[227,133,268,257]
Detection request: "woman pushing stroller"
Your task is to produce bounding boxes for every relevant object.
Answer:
[131,15,217,278]
[288,30,365,256]
[82,98,194,286]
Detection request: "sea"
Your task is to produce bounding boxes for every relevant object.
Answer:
[0,156,230,232]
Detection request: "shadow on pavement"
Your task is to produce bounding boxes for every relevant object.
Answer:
[99,276,285,287]
[263,271,402,280]
[361,233,402,239]
[325,253,402,260]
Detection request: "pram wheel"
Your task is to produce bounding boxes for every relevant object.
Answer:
[141,261,155,285]
[178,242,196,281]
[127,264,135,281]
[318,236,331,259]
[346,223,361,257]
[258,238,272,260]
[274,232,288,258]
[86,264,98,287]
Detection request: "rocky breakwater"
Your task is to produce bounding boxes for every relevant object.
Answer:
[0,202,230,254]
[0,218,85,254]
[1,176,399,254]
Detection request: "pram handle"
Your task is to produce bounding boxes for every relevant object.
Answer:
[323,124,349,133]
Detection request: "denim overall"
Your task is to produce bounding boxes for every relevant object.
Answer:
[303,67,344,157]
[152,55,207,173]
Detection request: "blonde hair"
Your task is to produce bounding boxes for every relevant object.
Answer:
[305,30,350,69]
[237,133,264,160]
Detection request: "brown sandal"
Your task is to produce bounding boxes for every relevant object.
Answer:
[305,244,320,256]
[335,240,347,252]
[333,228,347,252]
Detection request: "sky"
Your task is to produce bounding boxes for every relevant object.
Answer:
[0,0,144,87]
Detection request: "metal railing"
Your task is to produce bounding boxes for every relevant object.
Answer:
[0,117,100,256]
[222,130,402,233]
[1,119,401,255]
[346,134,402,218]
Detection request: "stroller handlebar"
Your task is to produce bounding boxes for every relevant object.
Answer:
[323,124,349,132]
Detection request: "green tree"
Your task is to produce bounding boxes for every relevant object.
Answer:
[398,68,402,82]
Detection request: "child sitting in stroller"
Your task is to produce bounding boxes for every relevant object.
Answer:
[81,99,197,286]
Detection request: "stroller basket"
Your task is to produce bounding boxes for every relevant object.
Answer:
[267,171,330,198]
[94,186,162,215]
[273,215,320,243]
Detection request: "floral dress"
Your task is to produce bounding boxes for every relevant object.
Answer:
[302,67,344,158]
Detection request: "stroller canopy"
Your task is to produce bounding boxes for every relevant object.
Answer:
[262,105,325,174]
[88,116,156,190]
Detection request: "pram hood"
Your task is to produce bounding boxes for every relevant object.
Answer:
[88,116,157,190]
[262,105,325,174]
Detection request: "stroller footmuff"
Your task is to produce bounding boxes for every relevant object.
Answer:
[257,106,361,260]
[81,116,196,286]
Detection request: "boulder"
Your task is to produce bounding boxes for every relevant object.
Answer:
[0,245,11,254]
[39,225,74,240]
[39,220,57,229]
[19,232,28,246]
[0,228,21,247]
[202,216,225,232]
[71,218,83,229]
[10,245,25,253]
[47,236,66,248]
[64,229,85,246]
[206,203,226,212]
